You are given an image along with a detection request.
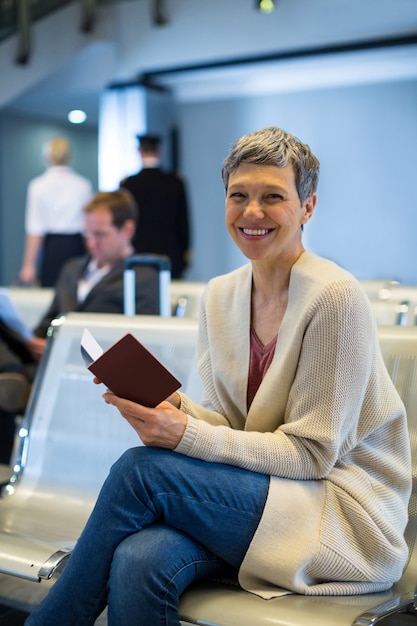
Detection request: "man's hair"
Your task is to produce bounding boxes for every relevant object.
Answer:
[83,189,138,228]
[43,137,71,166]
[136,134,161,154]
[221,126,320,204]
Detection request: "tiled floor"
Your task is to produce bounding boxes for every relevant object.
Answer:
[0,604,29,625]
[0,604,109,625]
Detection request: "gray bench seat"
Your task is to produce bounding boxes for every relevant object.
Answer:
[0,312,200,587]
[0,320,416,626]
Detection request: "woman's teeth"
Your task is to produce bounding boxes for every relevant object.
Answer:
[243,228,269,235]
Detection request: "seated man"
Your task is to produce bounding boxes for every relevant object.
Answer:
[33,188,159,338]
[0,188,160,464]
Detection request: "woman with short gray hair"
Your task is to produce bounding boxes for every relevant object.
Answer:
[27,126,410,626]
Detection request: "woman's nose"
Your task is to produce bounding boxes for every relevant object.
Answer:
[244,198,264,217]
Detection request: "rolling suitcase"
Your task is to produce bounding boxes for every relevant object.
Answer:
[123,254,172,317]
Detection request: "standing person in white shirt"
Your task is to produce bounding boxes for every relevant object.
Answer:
[19,136,94,287]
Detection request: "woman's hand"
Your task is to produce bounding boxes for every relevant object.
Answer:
[102,390,187,449]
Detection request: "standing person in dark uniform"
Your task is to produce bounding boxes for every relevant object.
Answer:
[120,134,191,279]
[19,137,94,287]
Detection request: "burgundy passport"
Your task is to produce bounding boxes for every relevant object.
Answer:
[87,333,181,407]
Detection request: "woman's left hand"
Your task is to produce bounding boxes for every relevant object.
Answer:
[102,390,187,449]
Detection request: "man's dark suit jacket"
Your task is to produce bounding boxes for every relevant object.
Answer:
[34,256,160,338]
[121,168,190,279]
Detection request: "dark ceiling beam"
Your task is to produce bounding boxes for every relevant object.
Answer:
[81,0,97,33]
[136,32,417,85]
[152,0,169,26]
[15,0,31,64]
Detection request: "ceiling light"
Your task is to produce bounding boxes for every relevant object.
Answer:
[68,109,87,124]
[257,0,276,13]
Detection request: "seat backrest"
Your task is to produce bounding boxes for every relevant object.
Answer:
[377,285,417,303]
[7,312,201,500]
[359,279,400,300]
[377,325,417,589]
[171,281,207,319]
[3,287,54,329]
[0,312,201,582]
[375,286,417,326]
[369,299,410,325]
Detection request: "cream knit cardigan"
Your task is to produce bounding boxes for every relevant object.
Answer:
[176,251,411,597]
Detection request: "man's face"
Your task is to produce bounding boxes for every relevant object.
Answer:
[84,205,133,268]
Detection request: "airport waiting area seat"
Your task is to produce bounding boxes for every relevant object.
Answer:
[7,279,417,328]
[359,279,401,300]
[370,299,410,326]
[171,280,206,318]
[0,312,200,619]
[375,286,417,326]
[359,282,417,326]
[3,287,54,329]
[1,279,207,328]
[0,317,416,625]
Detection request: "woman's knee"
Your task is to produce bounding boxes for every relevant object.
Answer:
[108,525,220,626]
[108,524,200,621]
[110,446,172,476]
[110,524,220,593]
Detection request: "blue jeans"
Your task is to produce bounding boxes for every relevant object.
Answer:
[26,447,269,626]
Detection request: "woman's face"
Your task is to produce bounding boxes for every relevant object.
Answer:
[225,162,316,265]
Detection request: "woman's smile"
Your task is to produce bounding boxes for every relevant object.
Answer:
[241,227,273,236]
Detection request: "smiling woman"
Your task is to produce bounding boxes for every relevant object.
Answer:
[26,126,411,626]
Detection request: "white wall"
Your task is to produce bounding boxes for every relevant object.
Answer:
[179,78,417,284]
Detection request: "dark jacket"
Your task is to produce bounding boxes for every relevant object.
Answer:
[121,168,190,279]
[34,256,160,337]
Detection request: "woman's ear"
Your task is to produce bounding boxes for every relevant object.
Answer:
[301,193,317,225]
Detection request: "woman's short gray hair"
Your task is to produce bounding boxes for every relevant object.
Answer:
[221,127,320,204]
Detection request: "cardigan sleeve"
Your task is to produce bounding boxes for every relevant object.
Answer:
[175,279,403,479]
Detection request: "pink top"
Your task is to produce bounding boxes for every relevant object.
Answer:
[247,327,277,409]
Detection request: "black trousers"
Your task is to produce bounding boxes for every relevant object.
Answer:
[40,233,85,287]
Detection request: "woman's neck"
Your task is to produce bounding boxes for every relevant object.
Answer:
[250,249,304,345]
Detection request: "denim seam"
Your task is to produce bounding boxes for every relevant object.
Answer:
[162,557,220,626]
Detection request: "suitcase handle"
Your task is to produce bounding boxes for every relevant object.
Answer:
[124,254,171,317]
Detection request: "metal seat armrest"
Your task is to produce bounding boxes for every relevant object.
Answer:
[38,549,72,580]
[352,591,415,625]
[0,536,71,582]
